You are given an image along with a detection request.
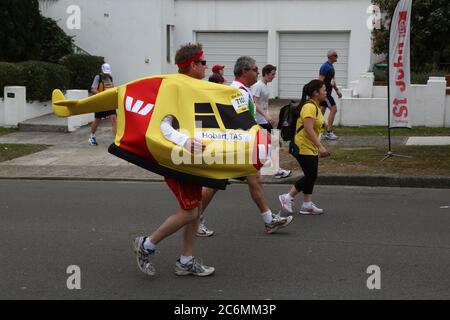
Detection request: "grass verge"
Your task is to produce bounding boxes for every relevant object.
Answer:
[0,144,49,162]
[280,145,450,177]
[0,127,18,136]
[333,126,450,137]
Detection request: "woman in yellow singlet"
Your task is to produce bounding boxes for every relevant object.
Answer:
[278,79,330,215]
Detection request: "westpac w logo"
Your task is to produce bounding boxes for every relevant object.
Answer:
[125,96,154,116]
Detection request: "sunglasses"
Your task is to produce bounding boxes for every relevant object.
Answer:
[332,54,338,58]
[195,60,207,66]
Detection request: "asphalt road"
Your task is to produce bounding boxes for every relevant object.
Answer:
[0,180,449,300]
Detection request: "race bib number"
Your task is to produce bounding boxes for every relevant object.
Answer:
[103,81,114,89]
[231,93,249,114]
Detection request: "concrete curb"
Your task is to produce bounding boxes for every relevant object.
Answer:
[261,174,450,189]
[263,174,450,189]
[311,174,450,189]
[0,171,449,189]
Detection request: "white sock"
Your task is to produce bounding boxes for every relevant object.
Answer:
[303,201,312,208]
[143,237,156,252]
[286,194,294,202]
[90,133,96,138]
[262,210,273,224]
[180,255,193,265]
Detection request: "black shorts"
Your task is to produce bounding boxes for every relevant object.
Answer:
[94,110,117,119]
[259,123,273,133]
[320,95,336,109]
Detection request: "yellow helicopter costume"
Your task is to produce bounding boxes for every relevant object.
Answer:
[52,74,270,189]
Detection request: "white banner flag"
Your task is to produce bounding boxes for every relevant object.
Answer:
[389,0,412,128]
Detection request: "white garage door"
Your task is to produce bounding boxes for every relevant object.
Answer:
[279,32,350,99]
[196,32,268,84]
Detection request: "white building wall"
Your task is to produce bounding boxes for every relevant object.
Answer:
[174,0,372,97]
[162,0,176,74]
[40,0,372,94]
[40,0,175,86]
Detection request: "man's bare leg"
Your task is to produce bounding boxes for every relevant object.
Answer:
[109,115,117,135]
[196,188,218,237]
[201,187,218,213]
[149,208,199,245]
[327,105,338,132]
[182,209,200,257]
[246,174,270,213]
[90,118,101,135]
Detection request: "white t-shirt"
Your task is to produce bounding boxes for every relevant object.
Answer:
[251,80,270,125]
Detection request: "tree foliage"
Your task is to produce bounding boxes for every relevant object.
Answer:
[39,17,74,63]
[372,0,450,72]
[59,54,105,90]
[0,0,73,63]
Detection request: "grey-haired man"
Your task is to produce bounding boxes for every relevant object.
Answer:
[197,56,293,237]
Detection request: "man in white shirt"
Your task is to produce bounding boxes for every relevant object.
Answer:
[251,64,291,179]
[197,56,293,237]
[133,43,215,277]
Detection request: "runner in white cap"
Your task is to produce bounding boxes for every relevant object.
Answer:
[89,63,117,146]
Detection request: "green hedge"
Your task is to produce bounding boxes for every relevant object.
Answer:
[0,61,70,101]
[0,62,25,97]
[411,70,446,84]
[0,54,105,101]
[17,61,71,101]
[373,64,447,84]
[59,54,105,90]
[373,65,388,82]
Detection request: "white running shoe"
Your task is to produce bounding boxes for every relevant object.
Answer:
[133,236,156,276]
[89,136,98,146]
[278,194,294,214]
[175,258,215,276]
[196,221,214,237]
[323,131,339,141]
[265,214,293,234]
[274,168,292,179]
[299,203,324,215]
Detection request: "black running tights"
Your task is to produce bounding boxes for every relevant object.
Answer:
[294,155,319,195]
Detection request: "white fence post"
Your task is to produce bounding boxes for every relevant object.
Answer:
[4,86,26,127]
[357,72,374,98]
[0,96,4,125]
[425,77,447,127]
[65,90,93,132]
[446,93,450,128]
